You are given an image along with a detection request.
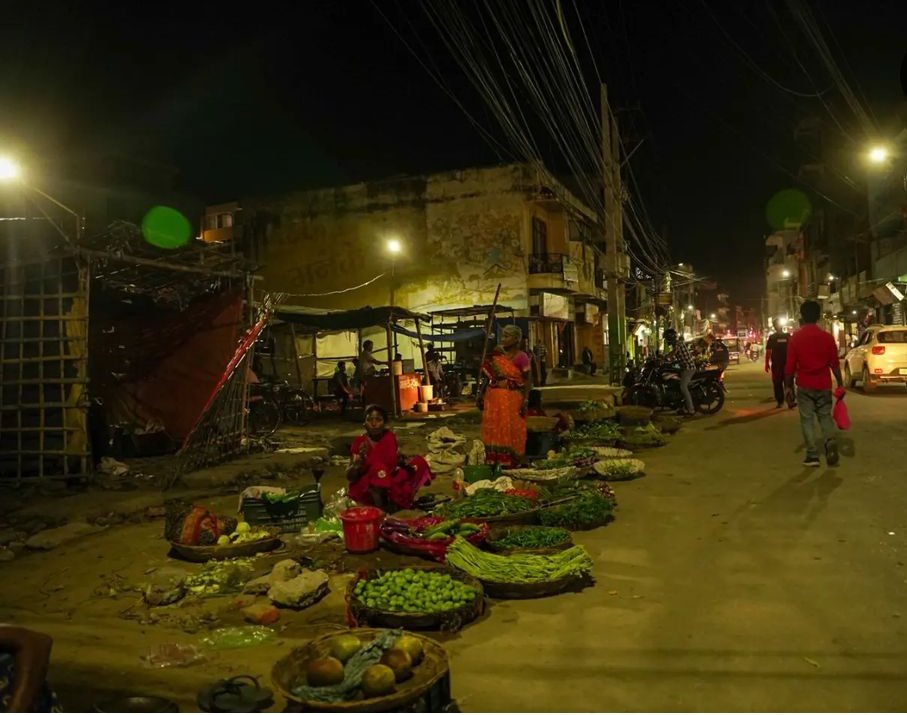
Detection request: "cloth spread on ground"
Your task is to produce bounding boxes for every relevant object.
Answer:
[425,427,468,474]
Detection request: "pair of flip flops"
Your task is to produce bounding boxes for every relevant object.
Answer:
[197,675,273,713]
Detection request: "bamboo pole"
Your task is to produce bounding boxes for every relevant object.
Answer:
[477,284,503,385]
[415,317,429,389]
[386,319,399,417]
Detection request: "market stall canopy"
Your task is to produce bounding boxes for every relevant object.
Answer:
[273,305,431,332]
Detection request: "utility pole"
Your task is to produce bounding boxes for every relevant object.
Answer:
[602,84,627,384]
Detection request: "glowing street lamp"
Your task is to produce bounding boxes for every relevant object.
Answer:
[868,146,890,164]
[687,304,694,311]
[385,237,404,306]
[782,269,791,278]
[0,154,82,242]
[386,238,402,255]
[0,156,22,182]
[710,313,717,320]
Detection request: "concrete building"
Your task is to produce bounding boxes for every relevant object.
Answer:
[764,229,801,326]
[205,163,607,373]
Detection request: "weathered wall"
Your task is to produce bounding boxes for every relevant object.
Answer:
[248,165,534,315]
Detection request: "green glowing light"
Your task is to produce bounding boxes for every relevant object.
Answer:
[141,206,191,249]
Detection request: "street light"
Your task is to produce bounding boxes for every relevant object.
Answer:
[782,269,791,278]
[385,237,403,307]
[828,273,836,281]
[0,156,22,182]
[0,154,81,242]
[710,313,717,320]
[868,146,890,164]
[687,304,694,311]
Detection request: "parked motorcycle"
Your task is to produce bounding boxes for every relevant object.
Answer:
[623,357,726,414]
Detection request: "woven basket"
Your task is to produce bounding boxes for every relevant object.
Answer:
[347,566,485,632]
[168,529,281,563]
[485,526,574,555]
[479,573,592,599]
[271,628,449,712]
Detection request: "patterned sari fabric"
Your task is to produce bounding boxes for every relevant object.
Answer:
[481,349,529,466]
[348,431,432,510]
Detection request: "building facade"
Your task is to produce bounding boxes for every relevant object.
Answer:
[207,163,607,373]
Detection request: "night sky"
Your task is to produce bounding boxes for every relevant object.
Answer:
[1,1,905,310]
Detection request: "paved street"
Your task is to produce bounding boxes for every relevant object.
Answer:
[449,361,907,711]
[2,361,906,712]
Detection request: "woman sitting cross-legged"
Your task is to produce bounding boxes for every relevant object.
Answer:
[346,404,433,512]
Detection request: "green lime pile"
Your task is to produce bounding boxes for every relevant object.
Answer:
[354,569,477,613]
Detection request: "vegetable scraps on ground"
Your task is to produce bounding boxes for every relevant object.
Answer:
[446,536,593,584]
[354,569,478,613]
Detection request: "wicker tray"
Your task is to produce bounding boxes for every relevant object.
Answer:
[485,526,574,555]
[168,529,281,563]
[479,573,592,599]
[347,566,485,632]
[271,628,449,712]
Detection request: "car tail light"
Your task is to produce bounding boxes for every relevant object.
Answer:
[872,346,886,355]
[874,368,884,374]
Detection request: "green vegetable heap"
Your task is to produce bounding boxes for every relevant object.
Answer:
[567,421,622,442]
[435,489,534,519]
[621,423,668,446]
[354,569,478,613]
[577,400,611,413]
[446,536,593,583]
[540,492,614,530]
[491,527,571,550]
[533,446,597,469]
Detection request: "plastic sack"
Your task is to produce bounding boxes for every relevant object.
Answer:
[200,626,276,649]
[141,643,205,669]
[833,389,851,430]
[323,488,354,520]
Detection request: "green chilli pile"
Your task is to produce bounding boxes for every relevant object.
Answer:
[354,569,478,613]
[446,536,593,584]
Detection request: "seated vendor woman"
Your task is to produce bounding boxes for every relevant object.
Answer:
[346,405,433,512]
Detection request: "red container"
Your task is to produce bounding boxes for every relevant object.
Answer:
[339,507,385,553]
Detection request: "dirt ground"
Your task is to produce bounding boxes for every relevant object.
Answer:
[3,365,907,712]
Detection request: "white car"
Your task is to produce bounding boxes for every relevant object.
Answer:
[844,325,907,390]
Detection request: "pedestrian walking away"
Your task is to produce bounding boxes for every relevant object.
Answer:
[765,319,791,407]
[532,340,548,386]
[784,300,843,467]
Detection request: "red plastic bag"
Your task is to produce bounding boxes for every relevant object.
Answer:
[833,389,851,430]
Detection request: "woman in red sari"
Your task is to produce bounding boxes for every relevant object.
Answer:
[477,324,532,466]
[347,405,432,512]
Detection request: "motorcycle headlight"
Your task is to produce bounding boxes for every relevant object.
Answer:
[272,385,281,393]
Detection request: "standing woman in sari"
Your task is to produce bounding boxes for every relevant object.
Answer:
[477,324,532,466]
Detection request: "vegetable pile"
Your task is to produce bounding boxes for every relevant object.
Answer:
[490,526,571,551]
[292,629,430,702]
[592,458,645,480]
[577,400,612,413]
[539,491,615,530]
[203,521,273,547]
[436,489,534,519]
[620,423,668,447]
[446,536,593,584]
[565,421,622,443]
[533,446,598,469]
[354,569,479,613]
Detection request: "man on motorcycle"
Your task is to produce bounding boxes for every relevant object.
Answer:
[664,328,696,416]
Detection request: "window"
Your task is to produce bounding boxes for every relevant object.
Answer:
[878,331,907,343]
[532,217,548,256]
[858,331,873,346]
[216,212,234,229]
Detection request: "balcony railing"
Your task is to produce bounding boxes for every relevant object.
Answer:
[529,252,566,274]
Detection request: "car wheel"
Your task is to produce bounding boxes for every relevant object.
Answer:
[861,365,875,393]
[844,364,855,388]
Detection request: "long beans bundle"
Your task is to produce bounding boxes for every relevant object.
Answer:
[446,537,593,583]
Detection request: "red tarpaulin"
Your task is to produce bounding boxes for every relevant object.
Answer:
[92,291,245,443]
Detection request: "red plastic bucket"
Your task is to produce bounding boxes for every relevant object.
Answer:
[339,507,384,553]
